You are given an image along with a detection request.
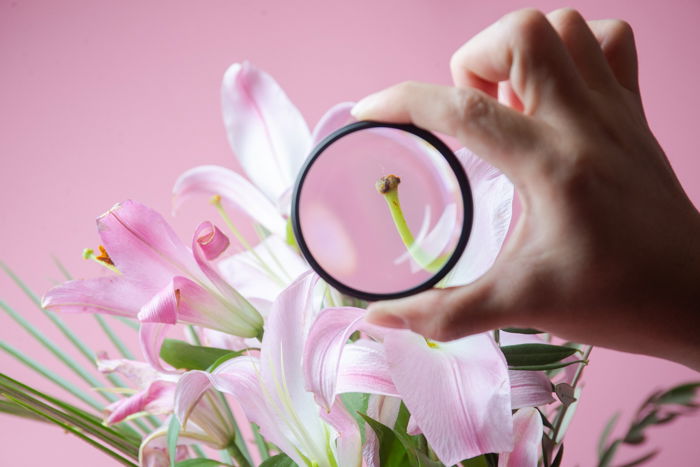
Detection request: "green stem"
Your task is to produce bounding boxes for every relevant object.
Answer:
[227,441,252,467]
[251,423,270,460]
[0,340,103,411]
[0,385,139,458]
[376,176,448,273]
[0,300,118,404]
[4,394,138,466]
[211,196,285,286]
[95,314,135,359]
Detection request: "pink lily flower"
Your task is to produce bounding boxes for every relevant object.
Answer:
[97,353,237,452]
[303,307,555,466]
[42,200,263,370]
[174,272,363,467]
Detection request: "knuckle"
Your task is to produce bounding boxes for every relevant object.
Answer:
[505,8,550,46]
[392,80,420,96]
[547,8,586,33]
[453,88,491,131]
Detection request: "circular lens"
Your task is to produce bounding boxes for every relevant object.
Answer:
[292,122,472,301]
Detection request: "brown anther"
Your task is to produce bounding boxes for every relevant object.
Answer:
[174,289,181,304]
[375,174,401,194]
[95,245,114,266]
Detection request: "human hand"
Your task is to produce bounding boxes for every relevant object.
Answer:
[354,8,700,370]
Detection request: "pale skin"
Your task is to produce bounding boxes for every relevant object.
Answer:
[353,8,700,371]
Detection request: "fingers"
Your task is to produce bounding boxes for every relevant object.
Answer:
[351,81,547,181]
[449,8,586,115]
[546,8,618,91]
[587,19,640,93]
[366,282,505,341]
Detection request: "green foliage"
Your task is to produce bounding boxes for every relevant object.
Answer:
[175,460,228,467]
[341,392,370,443]
[597,381,700,467]
[501,343,580,368]
[359,411,443,467]
[168,415,181,467]
[501,328,545,334]
[159,339,240,371]
[259,453,297,466]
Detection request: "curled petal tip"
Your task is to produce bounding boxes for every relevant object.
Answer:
[195,222,230,260]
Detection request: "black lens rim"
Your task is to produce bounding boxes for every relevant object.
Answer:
[291,120,473,302]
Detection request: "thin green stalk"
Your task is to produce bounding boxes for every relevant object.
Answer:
[0,340,103,410]
[375,175,448,273]
[227,441,252,467]
[0,374,141,443]
[0,385,139,458]
[211,196,285,286]
[0,299,118,404]
[192,444,207,458]
[5,394,138,466]
[94,314,135,360]
[251,423,270,460]
[550,345,593,443]
[115,316,140,330]
[216,391,252,463]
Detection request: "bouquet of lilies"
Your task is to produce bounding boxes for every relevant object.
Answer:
[2,62,697,467]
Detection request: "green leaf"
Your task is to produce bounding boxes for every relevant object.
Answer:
[461,455,490,466]
[654,382,700,406]
[259,453,297,466]
[360,412,410,467]
[168,416,181,467]
[206,351,247,372]
[501,327,545,334]
[617,450,659,467]
[624,410,658,445]
[501,344,579,367]
[160,339,235,371]
[175,459,227,467]
[598,439,621,467]
[341,392,370,443]
[508,360,586,372]
[360,412,442,467]
[550,444,564,467]
[597,412,620,457]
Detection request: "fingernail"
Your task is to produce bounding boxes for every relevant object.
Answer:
[351,93,381,119]
[366,308,408,329]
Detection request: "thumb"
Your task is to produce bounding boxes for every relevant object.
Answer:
[366,276,510,342]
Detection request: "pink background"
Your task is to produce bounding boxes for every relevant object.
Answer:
[1,1,698,465]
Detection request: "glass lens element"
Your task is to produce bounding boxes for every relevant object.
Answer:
[296,126,466,296]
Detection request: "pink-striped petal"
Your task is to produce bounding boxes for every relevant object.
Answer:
[221,61,311,200]
[172,165,286,236]
[42,275,151,317]
[498,408,543,467]
[320,399,362,467]
[384,331,513,465]
[336,340,397,397]
[310,102,355,146]
[97,200,200,285]
[139,322,173,373]
[446,148,514,286]
[303,307,389,409]
[195,222,229,260]
[104,380,175,425]
[509,370,555,409]
[137,275,260,337]
[192,223,263,337]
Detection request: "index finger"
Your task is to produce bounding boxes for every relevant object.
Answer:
[450,9,587,115]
